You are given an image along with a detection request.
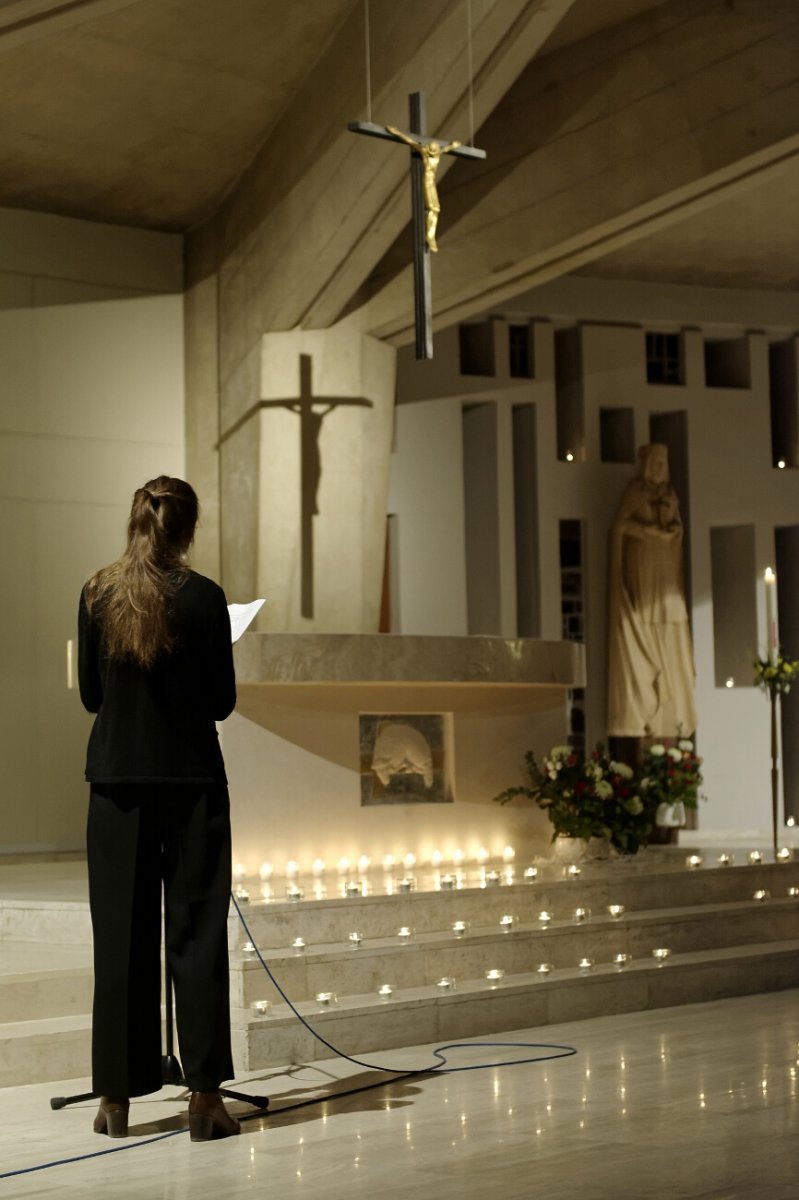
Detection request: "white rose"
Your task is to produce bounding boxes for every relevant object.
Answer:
[550,745,572,759]
[640,776,650,789]
[667,748,682,762]
[626,796,643,815]
[649,744,666,757]
[595,780,613,800]
[677,739,693,752]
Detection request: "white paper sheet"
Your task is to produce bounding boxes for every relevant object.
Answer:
[228,599,266,643]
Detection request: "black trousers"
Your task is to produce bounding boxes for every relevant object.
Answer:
[86,783,234,1097]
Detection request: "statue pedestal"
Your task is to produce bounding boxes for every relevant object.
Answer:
[223,633,585,870]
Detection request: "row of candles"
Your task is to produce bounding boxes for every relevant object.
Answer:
[241,878,799,962]
[247,948,676,1017]
[687,848,794,867]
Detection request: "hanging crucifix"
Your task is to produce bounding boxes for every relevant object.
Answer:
[348,92,486,360]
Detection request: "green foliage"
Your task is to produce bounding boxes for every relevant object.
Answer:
[753,652,799,696]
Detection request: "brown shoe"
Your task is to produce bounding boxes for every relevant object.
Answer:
[188,1091,241,1141]
[93,1097,130,1137]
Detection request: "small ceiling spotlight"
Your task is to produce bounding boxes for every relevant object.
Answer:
[565,451,574,462]
[725,677,734,688]
[777,459,787,469]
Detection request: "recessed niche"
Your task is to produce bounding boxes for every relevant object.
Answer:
[600,408,635,463]
[512,404,540,637]
[508,323,533,379]
[462,403,500,634]
[554,327,585,462]
[646,332,683,385]
[704,337,751,389]
[650,410,691,604]
[560,519,586,753]
[709,525,757,688]
[776,526,799,823]
[459,322,495,376]
[768,340,798,469]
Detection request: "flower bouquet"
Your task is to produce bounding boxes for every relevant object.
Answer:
[495,743,653,855]
[639,739,703,828]
[753,652,799,696]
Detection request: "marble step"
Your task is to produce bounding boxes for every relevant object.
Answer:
[230,898,799,1007]
[227,862,799,950]
[0,899,92,945]
[0,1012,93,1089]
[232,939,799,1072]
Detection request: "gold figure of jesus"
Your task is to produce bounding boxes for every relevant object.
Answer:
[385,127,462,252]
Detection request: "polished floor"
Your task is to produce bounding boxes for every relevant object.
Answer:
[0,989,797,1199]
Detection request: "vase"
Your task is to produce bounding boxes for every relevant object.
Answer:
[655,801,686,828]
[586,836,613,861]
[551,835,587,864]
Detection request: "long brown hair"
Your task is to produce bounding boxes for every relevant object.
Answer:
[85,476,199,668]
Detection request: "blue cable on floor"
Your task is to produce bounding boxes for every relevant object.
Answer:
[1,892,577,1179]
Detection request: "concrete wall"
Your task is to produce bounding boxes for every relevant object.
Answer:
[392,275,799,837]
[0,208,184,854]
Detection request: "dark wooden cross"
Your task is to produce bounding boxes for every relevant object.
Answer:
[348,91,486,360]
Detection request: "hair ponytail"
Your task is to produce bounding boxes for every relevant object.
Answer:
[86,476,199,668]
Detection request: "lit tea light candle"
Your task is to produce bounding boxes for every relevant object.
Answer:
[436,977,455,992]
[776,847,793,862]
[538,911,553,925]
[260,884,272,901]
[357,855,371,874]
[234,863,246,884]
[452,920,468,938]
[291,937,306,951]
[403,853,417,870]
[499,914,516,931]
[377,984,393,1000]
[431,850,443,868]
[523,866,539,882]
[285,860,299,878]
[397,877,415,893]
[440,873,456,889]
[717,853,734,866]
[565,865,581,880]
[607,905,625,920]
[748,850,763,865]
[348,931,362,947]
[686,855,703,869]
[241,941,256,956]
[578,957,594,971]
[536,963,553,977]
[652,948,671,964]
[502,846,516,863]
[315,991,337,1006]
[485,870,501,886]
[312,882,326,900]
[485,968,505,986]
[344,880,362,897]
[613,953,630,969]
[285,884,303,900]
[233,886,250,902]
[788,887,799,897]
[476,847,490,864]
[503,867,515,885]
[397,926,413,942]
[573,907,590,923]
[453,849,466,866]
[311,858,325,877]
[382,854,395,872]
[251,999,270,1016]
[337,857,350,875]
[259,862,273,881]
[753,889,770,901]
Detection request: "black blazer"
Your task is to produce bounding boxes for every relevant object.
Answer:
[78,570,236,784]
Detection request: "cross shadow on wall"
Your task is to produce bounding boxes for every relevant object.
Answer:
[260,354,372,618]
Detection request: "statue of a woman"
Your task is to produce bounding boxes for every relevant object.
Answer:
[607,444,697,737]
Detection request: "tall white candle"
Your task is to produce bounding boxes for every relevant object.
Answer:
[764,567,778,665]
